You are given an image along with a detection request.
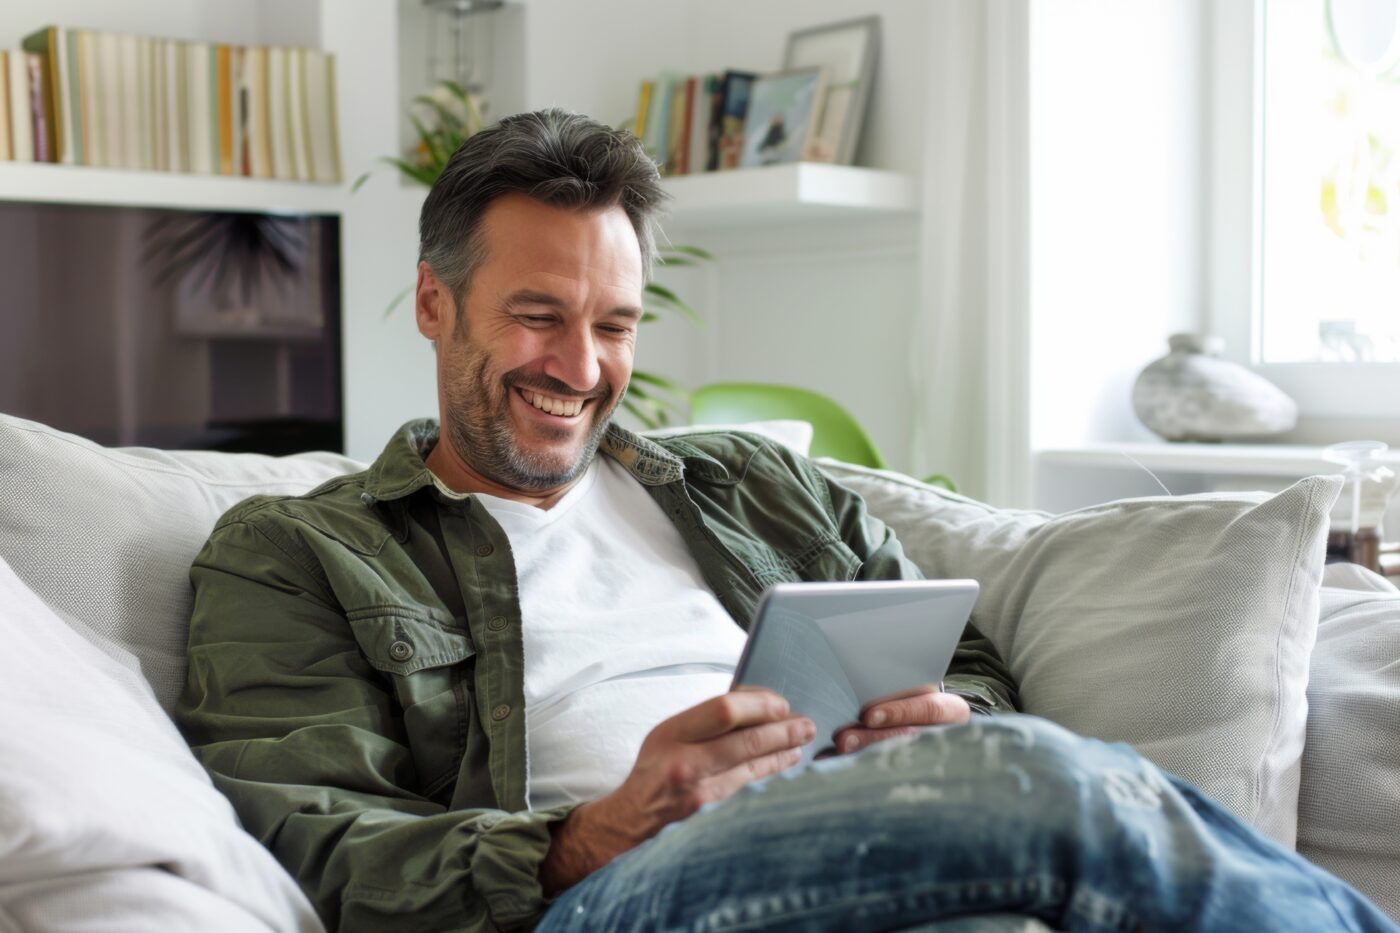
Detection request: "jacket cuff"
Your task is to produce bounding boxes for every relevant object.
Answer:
[471,803,579,930]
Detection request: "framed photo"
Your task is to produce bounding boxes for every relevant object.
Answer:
[783,16,880,165]
[739,67,825,168]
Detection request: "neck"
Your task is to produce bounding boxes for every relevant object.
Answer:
[424,433,581,510]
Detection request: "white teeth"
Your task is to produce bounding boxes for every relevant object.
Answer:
[523,389,583,417]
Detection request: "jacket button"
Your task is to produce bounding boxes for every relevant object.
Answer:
[491,704,512,721]
[476,544,494,557]
[389,640,414,661]
[488,616,508,631]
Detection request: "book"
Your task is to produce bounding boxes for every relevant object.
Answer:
[25,52,51,162]
[231,45,246,176]
[643,72,673,169]
[185,42,213,174]
[674,76,697,175]
[664,78,689,175]
[64,28,84,165]
[0,54,10,161]
[687,73,715,176]
[7,52,31,161]
[21,27,72,164]
[266,47,292,180]
[118,33,140,170]
[717,70,756,170]
[303,49,340,183]
[163,40,185,173]
[76,31,99,166]
[244,47,270,178]
[93,32,116,167]
[137,35,154,170]
[286,47,311,181]
[216,44,232,174]
[633,79,652,141]
[704,72,725,171]
[321,51,342,183]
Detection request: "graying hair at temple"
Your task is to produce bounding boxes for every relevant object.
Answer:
[417,107,668,319]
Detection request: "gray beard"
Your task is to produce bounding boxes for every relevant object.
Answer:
[441,341,621,491]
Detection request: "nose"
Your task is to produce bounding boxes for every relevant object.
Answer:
[543,323,602,394]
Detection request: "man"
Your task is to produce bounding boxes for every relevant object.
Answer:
[177,110,1396,932]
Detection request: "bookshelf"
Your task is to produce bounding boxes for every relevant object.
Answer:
[0,161,344,215]
[661,162,918,228]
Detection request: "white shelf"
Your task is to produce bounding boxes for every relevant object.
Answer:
[0,162,346,215]
[661,163,918,227]
[1036,442,1400,478]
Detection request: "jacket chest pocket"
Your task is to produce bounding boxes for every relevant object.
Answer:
[348,608,476,797]
[745,532,862,587]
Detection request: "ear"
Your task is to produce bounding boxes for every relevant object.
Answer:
[415,261,454,342]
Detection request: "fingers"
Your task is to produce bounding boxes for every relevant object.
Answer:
[696,715,815,775]
[668,688,793,743]
[862,689,971,729]
[831,725,923,755]
[700,744,805,803]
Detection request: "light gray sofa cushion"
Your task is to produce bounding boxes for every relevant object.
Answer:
[0,413,359,711]
[820,459,1342,850]
[1299,565,1400,921]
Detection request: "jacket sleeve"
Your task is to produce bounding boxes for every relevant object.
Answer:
[175,517,573,932]
[809,460,1022,715]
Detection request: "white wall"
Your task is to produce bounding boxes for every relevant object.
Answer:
[1028,0,1207,454]
[507,0,933,469]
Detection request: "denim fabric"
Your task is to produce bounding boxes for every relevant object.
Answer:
[537,716,1398,933]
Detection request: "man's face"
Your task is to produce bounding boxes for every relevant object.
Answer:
[418,194,644,493]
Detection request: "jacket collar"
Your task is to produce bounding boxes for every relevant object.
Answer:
[361,419,689,502]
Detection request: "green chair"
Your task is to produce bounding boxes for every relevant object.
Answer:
[688,382,889,469]
[688,382,956,490]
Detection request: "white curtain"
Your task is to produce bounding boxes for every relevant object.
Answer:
[909,0,1031,506]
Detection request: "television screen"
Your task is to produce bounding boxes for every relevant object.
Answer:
[0,202,342,455]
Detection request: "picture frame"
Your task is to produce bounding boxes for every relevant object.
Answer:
[782,16,880,165]
[738,67,826,168]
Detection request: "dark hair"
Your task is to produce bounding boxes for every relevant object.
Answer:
[418,108,668,302]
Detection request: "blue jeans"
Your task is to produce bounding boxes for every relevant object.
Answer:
[536,716,1397,932]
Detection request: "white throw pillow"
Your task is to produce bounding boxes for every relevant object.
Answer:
[0,413,362,711]
[645,419,815,457]
[1299,569,1400,922]
[0,556,324,932]
[819,460,1342,849]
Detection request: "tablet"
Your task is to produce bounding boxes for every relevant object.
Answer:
[730,579,979,762]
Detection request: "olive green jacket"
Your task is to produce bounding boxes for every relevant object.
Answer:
[176,420,1019,932]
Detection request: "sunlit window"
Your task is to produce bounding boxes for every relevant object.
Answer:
[1260,0,1400,363]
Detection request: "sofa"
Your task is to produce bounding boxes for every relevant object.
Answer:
[1,411,1396,930]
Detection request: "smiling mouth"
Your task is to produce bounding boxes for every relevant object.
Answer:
[516,386,591,419]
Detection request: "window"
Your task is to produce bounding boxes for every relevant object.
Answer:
[1209,0,1400,423]
[1260,0,1400,364]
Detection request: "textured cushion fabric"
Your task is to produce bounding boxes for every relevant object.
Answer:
[818,460,1343,849]
[0,413,361,711]
[646,418,814,456]
[1299,567,1400,922]
[0,555,324,932]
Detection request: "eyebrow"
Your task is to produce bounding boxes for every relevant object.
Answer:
[501,289,644,321]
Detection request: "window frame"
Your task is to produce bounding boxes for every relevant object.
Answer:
[1207,0,1400,422]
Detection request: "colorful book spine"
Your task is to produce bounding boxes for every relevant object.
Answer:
[286,47,310,181]
[25,52,50,162]
[216,44,232,175]
[8,51,32,161]
[0,53,10,161]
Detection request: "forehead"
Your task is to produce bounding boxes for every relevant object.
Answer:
[476,193,644,289]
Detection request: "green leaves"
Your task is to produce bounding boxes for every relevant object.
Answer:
[623,371,691,429]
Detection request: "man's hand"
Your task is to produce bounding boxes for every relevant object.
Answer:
[830,685,971,756]
[540,689,812,896]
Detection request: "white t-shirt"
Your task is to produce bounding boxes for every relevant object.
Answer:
[474,457,747,810]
